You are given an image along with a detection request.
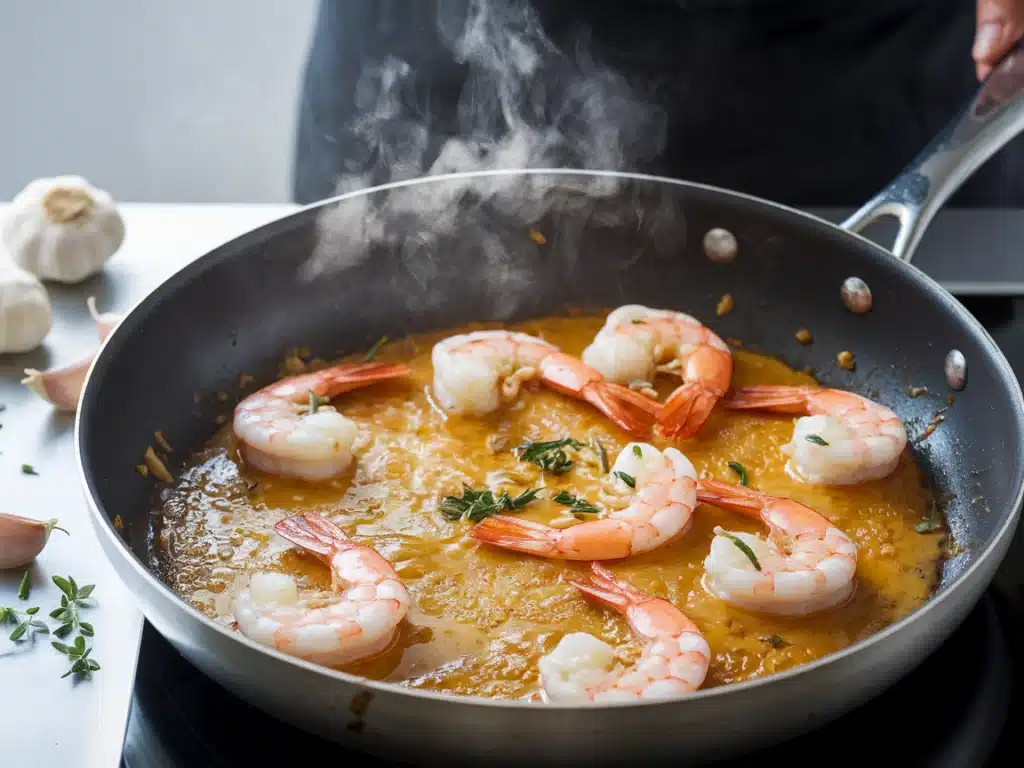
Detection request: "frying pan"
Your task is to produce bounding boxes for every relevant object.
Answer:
[77,46,1024,765]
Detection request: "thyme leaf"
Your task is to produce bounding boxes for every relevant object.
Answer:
[805,434,829,446]
[613,471,636,489]
[727,461,748,486]
[362,336,389,362]
[715,527,761,571]
[514,437,585,475]
[307,391,330,415]
[552,490,600,515]
[440,485,540,523]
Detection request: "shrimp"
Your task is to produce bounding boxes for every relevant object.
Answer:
[233,361,410,481]
[469,442,697,560]
[722,385,908,484]
[538,563,710,702]
[431,330,658,438]
[696,480,858,616]
[581,305,733,441]
[233,512,411,667]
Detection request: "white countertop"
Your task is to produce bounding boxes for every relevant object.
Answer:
[0,203,297,768]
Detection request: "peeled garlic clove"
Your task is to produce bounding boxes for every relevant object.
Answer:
[87,295,121,340]
[0,512,68,570]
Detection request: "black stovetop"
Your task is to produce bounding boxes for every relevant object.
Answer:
[120,296,1024,768]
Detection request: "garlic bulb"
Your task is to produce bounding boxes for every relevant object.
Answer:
[0,512,68,570]
[0,260,52,354]
[23,296,122,410]
[1,175,125,284]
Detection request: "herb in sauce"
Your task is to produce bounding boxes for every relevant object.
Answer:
[589,437,609,474]
[307,391,330,414]
[761,634,789,649]
[362,336,389,362]
[613,471,636,489]
[515,437,584,475]
[805,434,829,446]
[552,490,600,515]
[440,486,540,523]
[632,445,643,458]
[715,527,761,571]
[727,461,748,485]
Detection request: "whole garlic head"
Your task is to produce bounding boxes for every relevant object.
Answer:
[0,259,52,354]
[1,175,125,284]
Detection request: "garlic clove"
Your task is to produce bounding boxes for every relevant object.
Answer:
[22,357,93,410]
[1,175,125,284]
[87,295,120,340]
[0,512,68,570]
[22,298,122,410]
[0,260,52,354]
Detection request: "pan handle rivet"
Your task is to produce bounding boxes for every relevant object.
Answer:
[704,228,738,263]
[944,349,967,391]
[841,277,872,314]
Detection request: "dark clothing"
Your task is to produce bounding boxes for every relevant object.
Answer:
[293,0,1024,207]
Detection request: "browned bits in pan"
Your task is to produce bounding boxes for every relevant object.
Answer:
[795,329,813,344]
[726,337,743,348]
[239,373,256,388]
[143,446,174,484]
[528,229,547,245]
[836,351,856,370]
[716,294,735,316]
[154,430,173,453]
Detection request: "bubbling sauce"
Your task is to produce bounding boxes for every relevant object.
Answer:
[152,314,943,700]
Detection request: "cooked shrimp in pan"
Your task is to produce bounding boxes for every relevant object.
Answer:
[722,385,907,484]
[469,442,697,560]
[539,563,710,702]
[696,480,858,616]
[233,361,410,481]
[581,305,732,441]
[431,330,658,438]
[233,512,411,667]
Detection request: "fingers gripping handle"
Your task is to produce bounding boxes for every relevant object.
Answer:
[842,40,1024,262]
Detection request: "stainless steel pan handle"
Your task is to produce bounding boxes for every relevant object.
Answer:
[842,41,1024,262]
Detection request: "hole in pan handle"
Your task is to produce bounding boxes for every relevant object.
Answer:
[842,40,1024,263]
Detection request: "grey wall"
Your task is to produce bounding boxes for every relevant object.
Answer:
[0,1,317,203]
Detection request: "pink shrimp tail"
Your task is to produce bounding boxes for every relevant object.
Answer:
[721,385,815,414]
[467,515,558,556]
[657,382,720,440]
[569,563,644,613]
[656,346,732,440]
[274,512,354,563]
[317,362,411,395]
[581,380,660,439]
[695,479,768,521]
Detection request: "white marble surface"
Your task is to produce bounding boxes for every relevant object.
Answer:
[0,203,296,767]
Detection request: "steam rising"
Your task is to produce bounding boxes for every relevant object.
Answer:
[304,0,672,317]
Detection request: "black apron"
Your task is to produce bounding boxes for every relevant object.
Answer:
[293,0,1023,207]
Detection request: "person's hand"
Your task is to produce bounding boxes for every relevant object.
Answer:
[974,0,1024,80]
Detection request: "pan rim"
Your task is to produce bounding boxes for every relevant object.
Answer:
[75,167,1024,712]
